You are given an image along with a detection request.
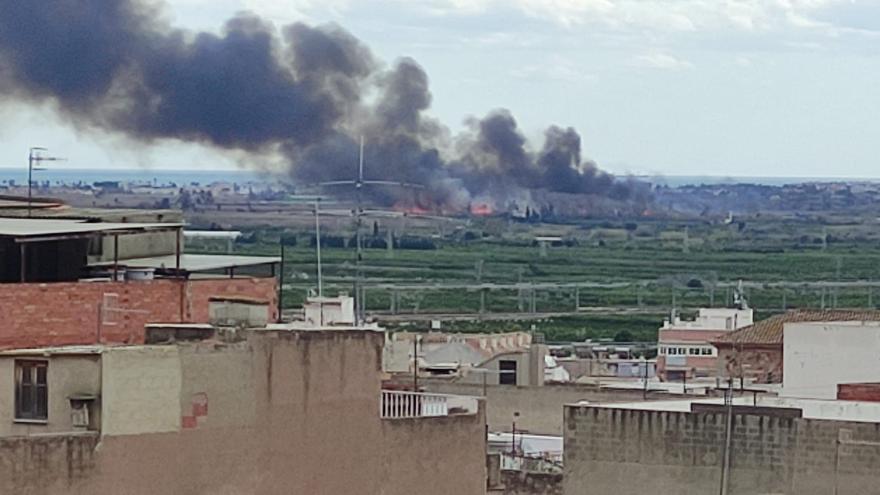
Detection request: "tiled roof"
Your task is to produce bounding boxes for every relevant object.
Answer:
[712,309,880,346]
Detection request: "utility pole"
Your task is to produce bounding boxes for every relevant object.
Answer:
[412,334,419,392]
[27,147,64,217]
[314,198,323,297]
[719,377,734,495]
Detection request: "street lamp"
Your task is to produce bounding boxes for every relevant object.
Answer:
[27,147,65,217]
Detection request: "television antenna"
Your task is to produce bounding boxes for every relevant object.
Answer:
[314,136,424,325]
[27,147,66,217]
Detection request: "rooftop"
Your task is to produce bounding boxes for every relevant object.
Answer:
[88,253,280,272]
[712,309,880,346]
[0,217,181,242]
[571,395,880,423]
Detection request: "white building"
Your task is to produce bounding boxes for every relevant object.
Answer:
[782,321,880,400]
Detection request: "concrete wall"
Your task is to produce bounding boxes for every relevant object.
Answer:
[0,331,487,495]
[101,346,182,436]
[493,471,562,495]
[0,355,101,436]
[0,278,278,350]
[564,405,880,495]
[93,230,179,263]
[422,380,675,435]
[783,321,880,399]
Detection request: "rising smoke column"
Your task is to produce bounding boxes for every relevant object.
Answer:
[0,0,644,209]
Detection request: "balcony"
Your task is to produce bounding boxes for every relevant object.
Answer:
[379,390,480,419]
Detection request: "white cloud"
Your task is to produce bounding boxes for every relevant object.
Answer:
[632,52,694,70]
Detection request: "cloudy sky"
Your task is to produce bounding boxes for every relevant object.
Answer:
[2,0,879,178]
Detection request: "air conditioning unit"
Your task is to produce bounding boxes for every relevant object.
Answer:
[68,395,97,429]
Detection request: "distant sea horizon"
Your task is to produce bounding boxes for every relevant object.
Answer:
[0,167,878,188]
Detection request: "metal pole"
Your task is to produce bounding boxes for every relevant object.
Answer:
[278,243,284,324]
[27,149,33,218]
[643,357,648,400]
[19,243,26,282]
[720,378,734,495]
[113,234,119,281]
[315,199,323,297]
[412,335,419,392]
[175,228,182,274]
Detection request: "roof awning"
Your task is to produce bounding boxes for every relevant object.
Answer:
[0,217,183,243]
[89,254,280,272]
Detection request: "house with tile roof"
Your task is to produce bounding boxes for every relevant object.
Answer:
[712,309,880,384]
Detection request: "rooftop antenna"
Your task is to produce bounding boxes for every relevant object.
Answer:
[27,147,65,217]
[314,136,425,326]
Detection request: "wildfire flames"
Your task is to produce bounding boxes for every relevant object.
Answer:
[469,203,494,216]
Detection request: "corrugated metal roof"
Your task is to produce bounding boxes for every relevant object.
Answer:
[713,309,880,346]
[89,253,280,271]
[0,217,182,238]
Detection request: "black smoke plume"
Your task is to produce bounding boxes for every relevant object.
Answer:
[0,0,648,211]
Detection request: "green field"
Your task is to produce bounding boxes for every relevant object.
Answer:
[191,217,880,343]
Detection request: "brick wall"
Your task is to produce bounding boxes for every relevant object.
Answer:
[564,405,880,495]
[0,278,278,350]
[717,346,783,383]
[838,383,880,402]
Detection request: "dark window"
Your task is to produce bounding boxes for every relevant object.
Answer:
[15,360,48,421]
[499,360,518,385]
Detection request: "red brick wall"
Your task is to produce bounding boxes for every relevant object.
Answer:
[0,278,277,350]
[837,383,880,402]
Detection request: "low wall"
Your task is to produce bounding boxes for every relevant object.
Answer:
[0,433,99,494]
[564,405,880,495]
[420,380,678,435]
[496,471,562,495]
[0,278,277,349]
[0,332,486,495]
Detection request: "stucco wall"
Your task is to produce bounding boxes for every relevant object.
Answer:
[0,331,487,495]
[0,356,101,436]
[101,346,182,436]
[422,380,675,435]
[564,405,880,495]
[783,322,880,399]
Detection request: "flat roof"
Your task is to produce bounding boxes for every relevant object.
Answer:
[0,345,104,356]
[89,253,280,272]
[0,217,182,242]
[570,396,880,423]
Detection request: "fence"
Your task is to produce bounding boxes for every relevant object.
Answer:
[379,390,479,419]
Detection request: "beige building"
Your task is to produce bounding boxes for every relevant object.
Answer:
[0,328,487,494]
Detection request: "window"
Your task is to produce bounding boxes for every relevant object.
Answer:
[658,346,666,355]
[678,347,687,355]
[15,360,48,421]
[499,360,518,385]
[701,347,713,356]
[689,348,700,355]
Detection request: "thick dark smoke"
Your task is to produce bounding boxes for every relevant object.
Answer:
[0,0,647,211]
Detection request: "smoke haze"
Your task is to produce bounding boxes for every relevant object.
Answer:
[0,0,647,211]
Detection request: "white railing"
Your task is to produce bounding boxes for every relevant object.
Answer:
[379,390,479,419]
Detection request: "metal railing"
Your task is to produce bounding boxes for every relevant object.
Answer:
[379,390,479,419]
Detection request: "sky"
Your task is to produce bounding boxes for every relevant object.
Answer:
[1,0,880,178]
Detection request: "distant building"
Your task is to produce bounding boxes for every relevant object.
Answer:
[712,309,880,384]
[656,308,753,381]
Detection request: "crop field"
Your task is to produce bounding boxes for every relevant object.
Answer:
[192,216,880,343]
